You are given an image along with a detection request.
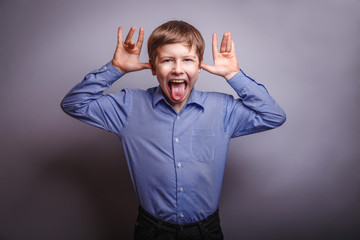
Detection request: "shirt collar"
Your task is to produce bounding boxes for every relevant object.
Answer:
[152,85,205,111]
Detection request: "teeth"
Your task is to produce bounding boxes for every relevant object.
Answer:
[170,80,185,83]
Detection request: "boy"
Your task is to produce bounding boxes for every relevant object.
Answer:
[61,20,286,240]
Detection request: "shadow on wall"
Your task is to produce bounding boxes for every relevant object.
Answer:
[1,132,137,240]
[2,129,359,240]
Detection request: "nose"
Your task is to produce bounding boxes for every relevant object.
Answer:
[172,61,184,75]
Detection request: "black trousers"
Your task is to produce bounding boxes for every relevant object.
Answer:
[134,206,224,240]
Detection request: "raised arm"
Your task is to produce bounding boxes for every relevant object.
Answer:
[202,32,286,136]
[61,26,150,134]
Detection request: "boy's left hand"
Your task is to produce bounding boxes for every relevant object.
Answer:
[201,32,240,81]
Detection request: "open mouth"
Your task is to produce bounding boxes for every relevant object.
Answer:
[168,79,188,101]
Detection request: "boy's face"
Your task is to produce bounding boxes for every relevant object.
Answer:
[151,43,201,111]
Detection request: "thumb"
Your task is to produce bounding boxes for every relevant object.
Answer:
[139,62,152,70]
[201,63,216,74]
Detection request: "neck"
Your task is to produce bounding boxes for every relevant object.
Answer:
[172,101,186,113]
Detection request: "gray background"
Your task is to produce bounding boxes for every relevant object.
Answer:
[1,0,359,239]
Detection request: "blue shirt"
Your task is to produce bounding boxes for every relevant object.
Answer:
[61,62,286,225]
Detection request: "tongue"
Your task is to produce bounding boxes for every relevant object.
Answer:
[170,82,186,101]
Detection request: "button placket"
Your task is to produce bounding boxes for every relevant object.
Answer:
[173,114,186,224]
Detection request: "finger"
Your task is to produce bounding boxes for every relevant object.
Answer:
[124,26,136,44]
[212,33,218,60]
[136,27,145,50]
[201,63,216,74]
[226,32,232,52]
[128,41,136,49]
[117,27,123,45]
[220,33,228,53]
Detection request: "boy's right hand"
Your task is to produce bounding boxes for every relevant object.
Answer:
[112,26,151,74]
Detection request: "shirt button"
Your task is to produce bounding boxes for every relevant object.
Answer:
[179,187,184,192]
[104,66,108,70]
[177,162,182,168]
[180,212,184,218]
[177,116,180,120]
[175,137,179,142]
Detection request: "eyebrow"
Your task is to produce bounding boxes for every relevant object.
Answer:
[159,55,197,59]
[184,55,197,58]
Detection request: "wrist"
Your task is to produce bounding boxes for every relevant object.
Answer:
[224,69,240,81]
[112,59,126,74]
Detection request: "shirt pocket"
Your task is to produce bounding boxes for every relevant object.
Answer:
[191,129,215,162]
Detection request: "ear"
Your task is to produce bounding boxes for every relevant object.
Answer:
[198,57,203,73]
[149,58,156,76]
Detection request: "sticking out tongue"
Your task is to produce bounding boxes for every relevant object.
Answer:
[170,82,186,101]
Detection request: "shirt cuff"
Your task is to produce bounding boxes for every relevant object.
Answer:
[88,61,124,85]
[227,70,270,100]
[106,61,124,77]
[227,70,254,92]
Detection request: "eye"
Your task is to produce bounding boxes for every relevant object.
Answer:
[161,59,172,63]
[184,58,194,62]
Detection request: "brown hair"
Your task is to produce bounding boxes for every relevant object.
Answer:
[147,20,205,68]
